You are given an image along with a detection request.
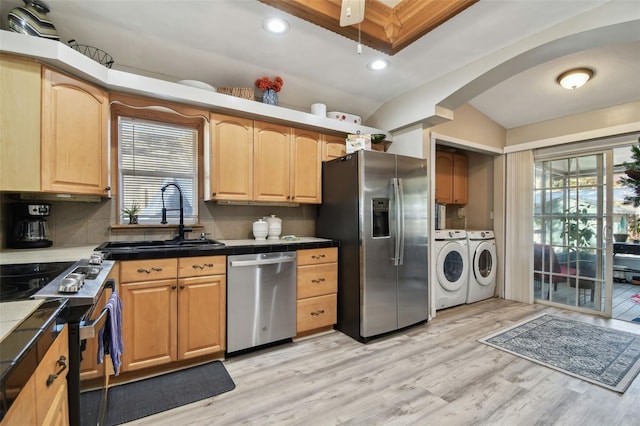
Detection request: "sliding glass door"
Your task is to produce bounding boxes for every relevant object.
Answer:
[533,153,610,313]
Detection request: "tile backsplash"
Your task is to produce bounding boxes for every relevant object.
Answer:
[0,195,318,249]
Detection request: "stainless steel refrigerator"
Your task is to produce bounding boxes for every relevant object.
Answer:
[317,149,428,342]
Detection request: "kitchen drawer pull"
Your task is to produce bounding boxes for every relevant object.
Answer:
[311,254,326,259]
[137,267,163,274]
[192,263,215,270]
[310,310,325,316]
[311,278,326,284]
[46,356,67,386]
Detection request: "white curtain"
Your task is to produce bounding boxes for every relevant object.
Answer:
[504,150,534,303]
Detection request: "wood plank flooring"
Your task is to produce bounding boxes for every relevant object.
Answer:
[613,282,640,322]
[124,299,640,426]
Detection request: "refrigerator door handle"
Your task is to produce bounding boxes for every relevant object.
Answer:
[398,177,405,265]
[392,178,401,266]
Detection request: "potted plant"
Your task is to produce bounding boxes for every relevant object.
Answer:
[121,201,140,224]
[618,141,640,206]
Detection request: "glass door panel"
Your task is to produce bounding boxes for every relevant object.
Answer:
[533,153,607,312]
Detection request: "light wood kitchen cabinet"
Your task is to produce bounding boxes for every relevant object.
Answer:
[0,54,41,192]
[208,113,254,201]
[3,326,70,426]
[253,121,291,202]
[41,67,110,195]
[177,256,226,358]
[119,256,225,372]
[296,247,338,335]
[290,128,322,203]
[435,151,468,205]
[322,133,347,161]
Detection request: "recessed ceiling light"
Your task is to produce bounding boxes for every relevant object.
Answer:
[557,68,594,90]
[262,17,289,35]
[368,59,389,71]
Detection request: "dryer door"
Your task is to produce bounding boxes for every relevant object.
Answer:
[472,241,497,286]
[436,242,468,291]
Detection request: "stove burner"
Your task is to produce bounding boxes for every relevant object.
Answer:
[0,261,74,302]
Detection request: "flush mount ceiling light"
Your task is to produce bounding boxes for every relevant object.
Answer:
[557,68,594,90]
[368,59,389,71]
[262,17,289,34]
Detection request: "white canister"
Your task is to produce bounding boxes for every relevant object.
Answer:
[311,103,327,117]
[252,219,268,240]
[265,214,282,240]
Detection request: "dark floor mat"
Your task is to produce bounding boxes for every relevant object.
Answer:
[81,361,235,425]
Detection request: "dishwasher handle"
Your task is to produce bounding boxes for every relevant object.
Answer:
[230,256,296,267]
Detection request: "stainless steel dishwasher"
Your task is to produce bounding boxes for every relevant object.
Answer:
[227,251,297,353]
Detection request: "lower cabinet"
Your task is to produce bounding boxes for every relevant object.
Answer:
[3,326,69,426]
[119,256,225,372]
[296,248,338,335]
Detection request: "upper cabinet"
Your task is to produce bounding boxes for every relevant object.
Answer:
[41,67,109,195]
[208,114,322,204]
[322,134,346,162]
[0,55,110,196]
[435,151,468,205]
[209,113,254,201]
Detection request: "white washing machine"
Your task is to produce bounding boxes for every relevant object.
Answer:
[434,229,469,310]
[466,230,497,303]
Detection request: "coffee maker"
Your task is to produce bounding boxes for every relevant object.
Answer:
[8,203,53,248]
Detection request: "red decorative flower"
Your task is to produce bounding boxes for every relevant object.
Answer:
[255,76,284,93]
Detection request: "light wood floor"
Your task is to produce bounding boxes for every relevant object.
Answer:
[126,299,640,426]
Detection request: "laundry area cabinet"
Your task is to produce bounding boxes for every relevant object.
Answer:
[435,151,468,205]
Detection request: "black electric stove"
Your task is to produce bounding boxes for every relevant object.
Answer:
[0,261,75,302]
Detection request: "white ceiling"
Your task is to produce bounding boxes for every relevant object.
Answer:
[1,0,638,130]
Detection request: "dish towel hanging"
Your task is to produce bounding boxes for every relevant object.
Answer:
[97,291,124,376]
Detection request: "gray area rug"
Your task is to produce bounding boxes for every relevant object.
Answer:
[479,314,640,392]
[81,360,235,425]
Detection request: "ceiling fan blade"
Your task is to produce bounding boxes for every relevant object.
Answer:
[339,0,365,27]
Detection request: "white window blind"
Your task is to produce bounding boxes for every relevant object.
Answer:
[118,117,198,224]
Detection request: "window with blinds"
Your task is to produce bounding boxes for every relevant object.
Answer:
[118,116,198,224]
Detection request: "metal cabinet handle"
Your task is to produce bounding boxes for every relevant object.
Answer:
[311,254,326,259]
[192,263,215,270]
[171,285,177,290]
[311,278,326,284]
[46,356,67,386]
[310,310,325,316]
[137,267,163,273]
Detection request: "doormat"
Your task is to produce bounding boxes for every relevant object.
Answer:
[630,294,640,304]
[479,314,640,393]
[81,361,235,425]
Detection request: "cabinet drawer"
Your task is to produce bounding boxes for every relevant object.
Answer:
[178,256,226,277]
[296,294,337,333]
[297,263,337,299]
[297,247,337,266]
[34,326,68,424]
[120,258,177,282]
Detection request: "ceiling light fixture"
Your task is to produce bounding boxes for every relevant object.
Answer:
[262,17,289,35]
[368,59,389,71]
[556,68,594,90]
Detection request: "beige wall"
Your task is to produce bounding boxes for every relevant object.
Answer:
[427,104,506,151]
[506,101,640,147]
[0,194,317,249]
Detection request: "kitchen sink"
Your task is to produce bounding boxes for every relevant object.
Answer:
[96,239,225,251]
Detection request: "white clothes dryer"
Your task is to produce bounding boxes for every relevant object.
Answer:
[466,230,497,303]
[434,229,469,310]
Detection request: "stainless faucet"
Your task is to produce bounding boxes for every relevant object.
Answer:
[160,183,192,240]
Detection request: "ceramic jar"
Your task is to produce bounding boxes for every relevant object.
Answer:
[265,215,282,240]
[262,89,278,106]
[252,219,268,240]
[8,0,60,41]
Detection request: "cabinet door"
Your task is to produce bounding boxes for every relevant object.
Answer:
[2,373,37,426]
[41,67,109,195]
[322,134,346,162]
[452,153,468,204]
[254,121,290,202]
[291,129,322,204]
[38,381,69,426]
[209,113,253,201]
[435,152,453,204]
[34,326,69,425]
[177,275,226,359]
[297,294,337,333]
[0,55,41,192]
[120,279,178,371]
